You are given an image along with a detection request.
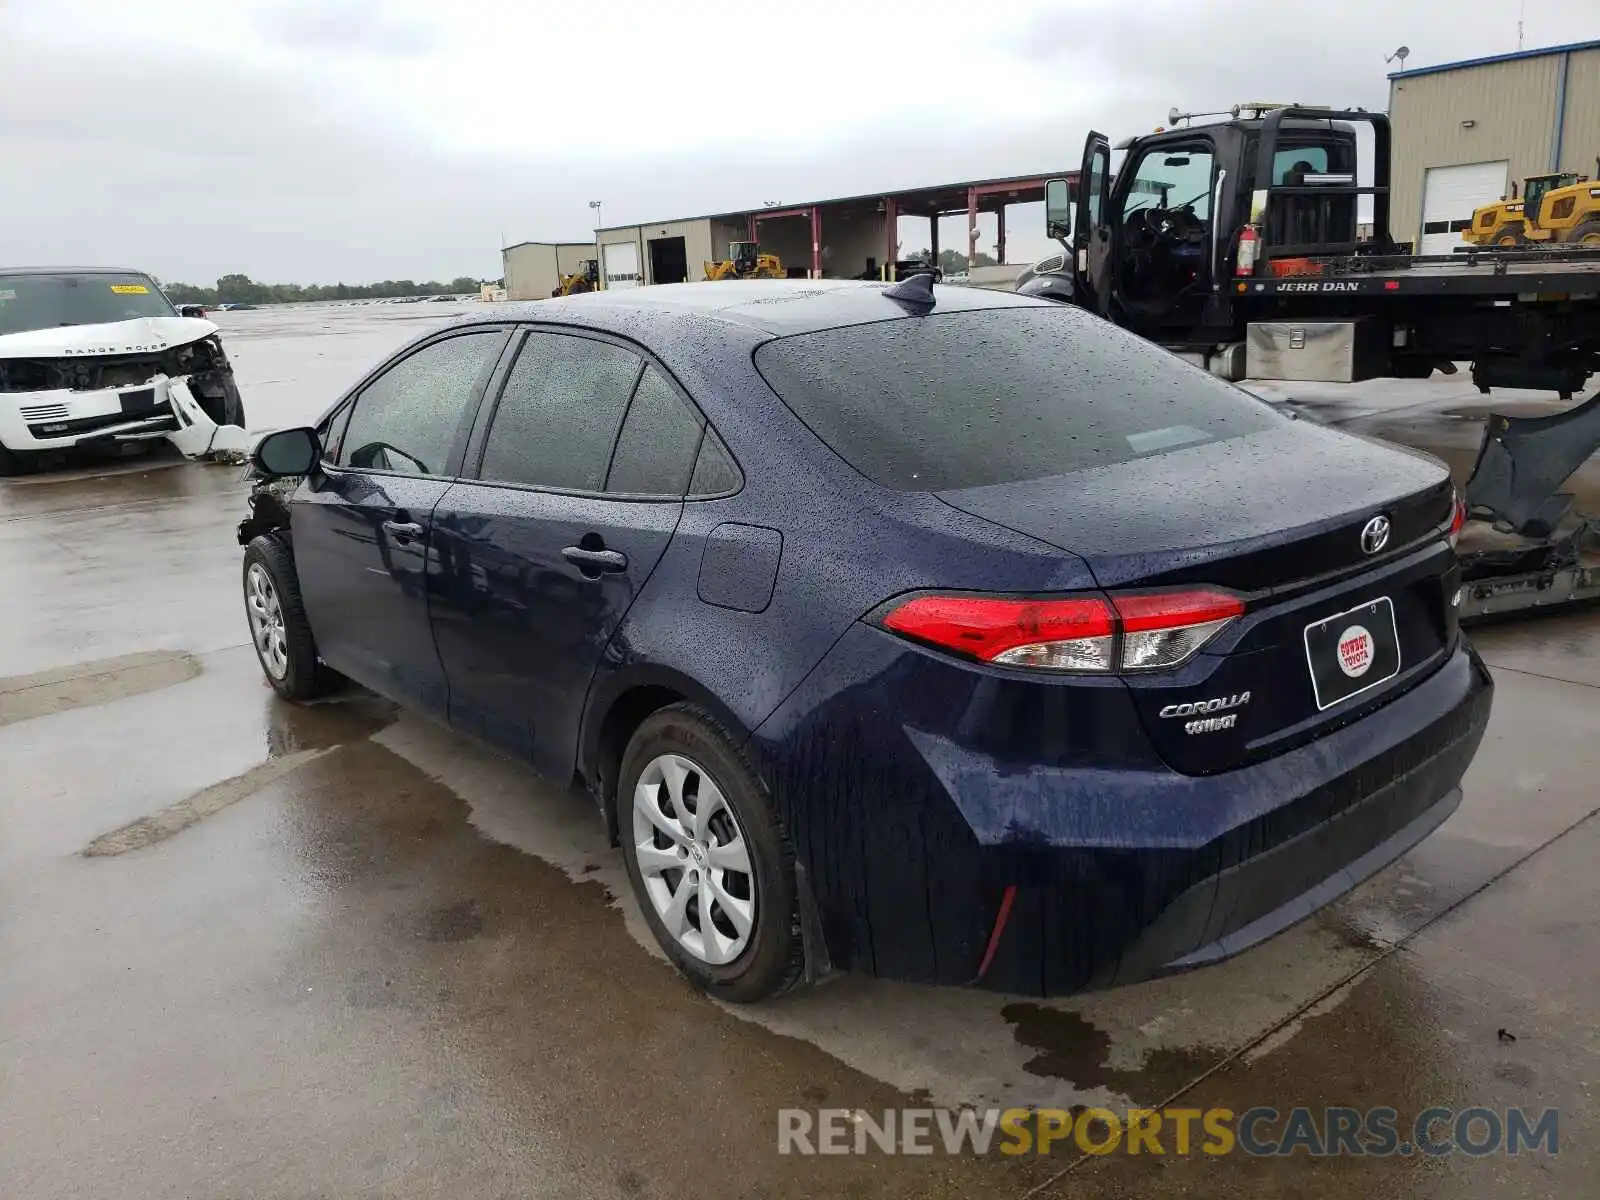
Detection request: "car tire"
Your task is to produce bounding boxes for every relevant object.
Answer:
[242,535,339,701]
[618,703,804,1003]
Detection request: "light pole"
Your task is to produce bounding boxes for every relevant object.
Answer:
[588,199,603,231]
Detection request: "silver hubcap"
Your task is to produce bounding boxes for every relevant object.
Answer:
[245,563,289,680]
[632,753,756,966]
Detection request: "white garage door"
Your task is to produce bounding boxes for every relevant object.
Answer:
[1419,161,1508,254]
[601,241,641,290]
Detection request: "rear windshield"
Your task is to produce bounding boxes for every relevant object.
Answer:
[752,305,1281,491]
[0,272,176,336]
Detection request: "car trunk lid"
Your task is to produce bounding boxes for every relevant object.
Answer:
[938,423,1460,774]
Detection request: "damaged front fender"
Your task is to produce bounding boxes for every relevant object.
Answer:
[237,475,300,546]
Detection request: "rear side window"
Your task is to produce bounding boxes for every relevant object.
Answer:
[338,330,504,475]
[688,428,741,496]
[606,366,704,496]
[752,306,1281,491]
[479,331,642,491]
[1273,147,1330,183]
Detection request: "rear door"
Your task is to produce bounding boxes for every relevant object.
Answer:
[292,327,508,715]
[429,329,702,776]
[1074,132,1113,315]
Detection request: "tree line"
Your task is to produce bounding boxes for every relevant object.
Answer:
[159,273,489,306]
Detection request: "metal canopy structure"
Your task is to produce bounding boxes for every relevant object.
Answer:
[600,170,1078,281]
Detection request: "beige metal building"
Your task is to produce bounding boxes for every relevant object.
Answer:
[1389,39,1600,253]
[502,242,599,300]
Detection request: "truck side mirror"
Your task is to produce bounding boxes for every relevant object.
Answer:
[1045,178,1073,240]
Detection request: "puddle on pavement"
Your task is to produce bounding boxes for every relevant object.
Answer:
[81,688,396,857]
[1001,1004,1219,1096]
[0,650,201,727]
[83,746,336,856]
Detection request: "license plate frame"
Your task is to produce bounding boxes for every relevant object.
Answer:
[1302,595,1401,711]
[119,387,158,415]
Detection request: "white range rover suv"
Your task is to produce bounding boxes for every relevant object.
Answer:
[0,266,247,474]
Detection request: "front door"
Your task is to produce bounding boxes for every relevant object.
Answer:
[292,328,508,716]
[431,333,707,777]
[1074,132,1114,318]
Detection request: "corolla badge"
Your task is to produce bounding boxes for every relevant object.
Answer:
[1160,691,1250,735]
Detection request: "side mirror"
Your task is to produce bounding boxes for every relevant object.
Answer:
[1045,177,1073,240]
[178,304,207,318]
[251,426,321,477]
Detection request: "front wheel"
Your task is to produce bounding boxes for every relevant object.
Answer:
[618,704,804,1002]
[242,535,339,701]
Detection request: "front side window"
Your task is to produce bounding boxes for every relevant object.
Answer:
[479,331,642,491]
[338,331,504,475]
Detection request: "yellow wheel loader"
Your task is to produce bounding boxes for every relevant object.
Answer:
[551,259,600,296]
[1463,164,1600,247]
[704,241,784,281]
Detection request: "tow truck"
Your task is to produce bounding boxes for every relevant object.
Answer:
[1021,104,1600,619]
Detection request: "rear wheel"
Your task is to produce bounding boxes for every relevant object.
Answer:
[1570,219,1600,247]
[242,535,340,701]
[1493,226,1526,246]
[618,704,803,1002]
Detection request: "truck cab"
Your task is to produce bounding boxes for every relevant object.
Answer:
[1045,105,1386,369]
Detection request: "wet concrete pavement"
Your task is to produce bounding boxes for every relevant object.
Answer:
[2,305,1598,1198]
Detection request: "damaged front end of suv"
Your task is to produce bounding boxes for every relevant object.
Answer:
[0,267,251,474]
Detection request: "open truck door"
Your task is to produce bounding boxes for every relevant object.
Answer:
[1075,132,1114,316]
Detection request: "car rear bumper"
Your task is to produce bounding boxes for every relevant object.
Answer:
[752,624,1493,996]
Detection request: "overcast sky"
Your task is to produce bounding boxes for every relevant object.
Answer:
[2,0,1595,285]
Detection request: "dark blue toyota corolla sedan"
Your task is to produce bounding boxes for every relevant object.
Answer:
[238,279,1492,1002]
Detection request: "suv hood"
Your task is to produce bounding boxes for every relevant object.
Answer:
[0,316,217,360]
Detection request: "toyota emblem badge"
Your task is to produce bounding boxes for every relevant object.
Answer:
[1360,515,1391,555]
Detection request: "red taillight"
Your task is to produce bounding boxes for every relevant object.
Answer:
[881,595,1116,671]
[1235,226,1260,277]
[1448,490,1467,548]
[878,588,1243,673]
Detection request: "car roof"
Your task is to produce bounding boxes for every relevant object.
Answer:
[464,279,1054,340]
